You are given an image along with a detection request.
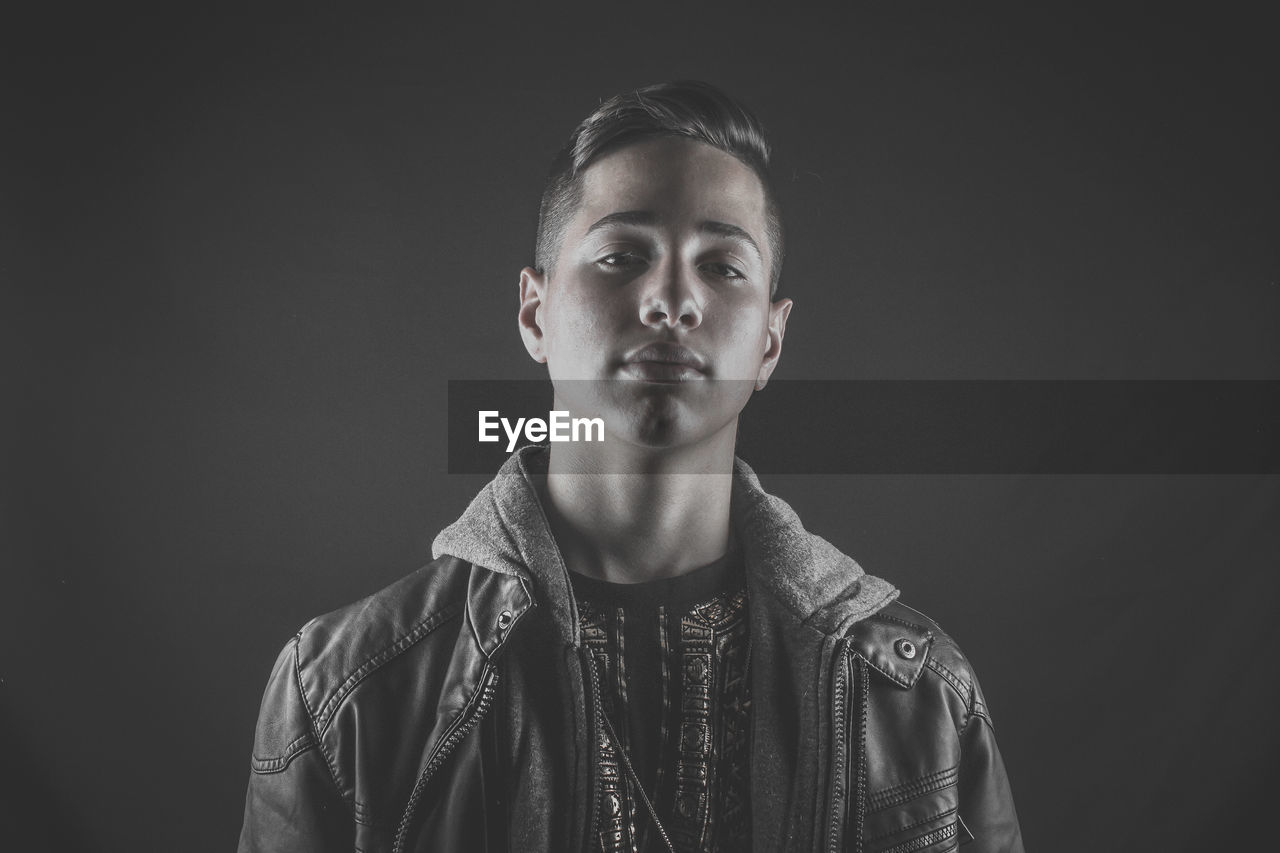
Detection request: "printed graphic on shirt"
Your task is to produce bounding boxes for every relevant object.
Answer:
[579,585,751,853]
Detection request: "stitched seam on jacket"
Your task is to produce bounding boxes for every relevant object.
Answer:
[251,731,316,773]
[926,656,980,736]
[924,658,971,708]
[874,613,928,633]
[959,706,995,741]
[315,600,466,734]
[960,692,991,737]
[852,615,931,688]
[867,806,958,843]
[861,651,911,689]
[970,695,990,728]
[868,765,959,813]
[294,635,355,819]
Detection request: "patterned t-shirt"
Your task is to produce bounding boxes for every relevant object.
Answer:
[570,543,751,853]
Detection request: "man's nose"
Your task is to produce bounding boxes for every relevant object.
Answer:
[638,259,703,329]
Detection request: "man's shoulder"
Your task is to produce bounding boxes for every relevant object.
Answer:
[281,555,477,727]
[297,554,474,659]
[247,556,481,777]
[849,599,993,726]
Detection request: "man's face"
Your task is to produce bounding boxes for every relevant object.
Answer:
[519,136,792,450]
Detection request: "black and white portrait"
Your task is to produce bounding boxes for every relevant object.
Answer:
[8,5,1278,852]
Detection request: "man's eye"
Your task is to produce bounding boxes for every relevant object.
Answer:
[598,252,645,268]
[702,262,745,280]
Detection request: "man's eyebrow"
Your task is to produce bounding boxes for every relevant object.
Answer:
[583,210,658,237]
[698,220,763,263]
[584,211,764,263]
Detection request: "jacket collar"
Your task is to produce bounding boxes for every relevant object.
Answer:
[432,444,899,647]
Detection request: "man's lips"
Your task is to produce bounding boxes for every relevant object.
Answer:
[620,342,708,382]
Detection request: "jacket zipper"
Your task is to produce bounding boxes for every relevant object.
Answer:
[393,663,501,853]
[581,645,603,853]
[881,823,957,853]
[826,639,851,853]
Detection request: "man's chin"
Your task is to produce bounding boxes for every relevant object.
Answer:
[549,381,744,456]
[609,408,736,457]
[626,417,694,449]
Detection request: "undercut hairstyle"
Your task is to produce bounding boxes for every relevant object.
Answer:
[535,80,785,296]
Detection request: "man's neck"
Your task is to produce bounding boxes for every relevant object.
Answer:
[540,432,736,584]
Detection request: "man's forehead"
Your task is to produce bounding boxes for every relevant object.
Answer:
[575,137,768,229]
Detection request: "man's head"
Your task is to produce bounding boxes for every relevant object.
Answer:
[518,81,793,453]
[534,80,785,296]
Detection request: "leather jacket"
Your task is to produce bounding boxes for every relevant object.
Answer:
[238,446,1024,852]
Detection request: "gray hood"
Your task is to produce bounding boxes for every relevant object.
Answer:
[432,444,897,645]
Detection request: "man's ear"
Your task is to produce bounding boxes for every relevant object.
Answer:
[755,297,793,391]
[518,267,548,364]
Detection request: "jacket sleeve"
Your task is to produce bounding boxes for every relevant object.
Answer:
[237,636,354,853]
[956,675,1024,853]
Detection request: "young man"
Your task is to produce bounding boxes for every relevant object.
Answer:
[238,81,1023,853]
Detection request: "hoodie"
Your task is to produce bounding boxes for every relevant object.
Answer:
[432,444,899,850]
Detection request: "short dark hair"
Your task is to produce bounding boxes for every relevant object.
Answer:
[535,80,785,296]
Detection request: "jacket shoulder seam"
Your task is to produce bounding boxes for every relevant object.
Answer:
[924,655,975,730]
[959,697,994,737]
[312,599,467,735]
[292,632,355,819]
[873,611,929,633]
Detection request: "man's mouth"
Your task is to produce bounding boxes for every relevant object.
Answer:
[620,343,708,382]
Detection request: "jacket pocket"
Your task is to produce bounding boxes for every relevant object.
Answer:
[864,809,960,852]
[873,820,959,853]
[861,765,963,853]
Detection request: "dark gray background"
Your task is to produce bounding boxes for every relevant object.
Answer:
[7,4,1278,851]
